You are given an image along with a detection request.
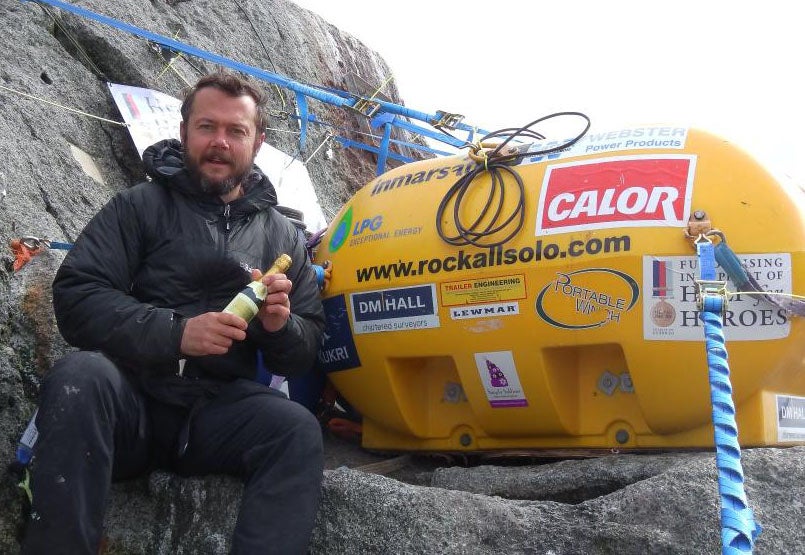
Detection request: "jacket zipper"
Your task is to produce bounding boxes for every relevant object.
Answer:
[223,204,231,232]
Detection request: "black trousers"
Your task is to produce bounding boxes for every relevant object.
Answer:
[21,351,324,554]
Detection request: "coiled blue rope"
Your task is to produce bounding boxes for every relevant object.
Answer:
[696,240,761,554]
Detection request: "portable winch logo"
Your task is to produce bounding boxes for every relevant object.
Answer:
[535,154,696,235]
[536,268,639,329]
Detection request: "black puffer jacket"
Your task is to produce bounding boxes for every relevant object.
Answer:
[53,139,325,398]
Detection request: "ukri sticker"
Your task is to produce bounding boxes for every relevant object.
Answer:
[474,351,528,408]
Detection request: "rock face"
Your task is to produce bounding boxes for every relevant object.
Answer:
[0,1,802,554]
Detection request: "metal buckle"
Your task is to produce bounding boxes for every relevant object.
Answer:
[350,97,382,118]
[430,110,465,130]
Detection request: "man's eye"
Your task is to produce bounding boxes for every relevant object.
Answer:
[231,128,247,136]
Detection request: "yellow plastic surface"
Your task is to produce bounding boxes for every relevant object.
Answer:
[313,126,805,452]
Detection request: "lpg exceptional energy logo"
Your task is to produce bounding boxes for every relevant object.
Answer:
[328,206,353,252]
[535,154,696,235]
[535,268,640,329]
[328,206,386,252]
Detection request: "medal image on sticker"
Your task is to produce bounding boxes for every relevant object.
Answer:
[649,259,676,327]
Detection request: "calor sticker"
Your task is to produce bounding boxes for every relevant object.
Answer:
[535,155,696,235]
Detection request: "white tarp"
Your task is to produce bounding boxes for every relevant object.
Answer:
[108,82,327,232]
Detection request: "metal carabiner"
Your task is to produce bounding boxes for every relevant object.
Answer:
[19,236,46,250]
[705,229,726,245]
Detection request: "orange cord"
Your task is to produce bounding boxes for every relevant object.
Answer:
[9,239,45,272]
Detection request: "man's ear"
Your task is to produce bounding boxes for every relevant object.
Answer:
[253,131,265,157]
[180,121,187,145]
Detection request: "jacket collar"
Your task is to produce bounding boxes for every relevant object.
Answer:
[142,138,278,215]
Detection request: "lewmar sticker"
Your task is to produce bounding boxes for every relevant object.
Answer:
[535,154,695,236]
[350,284,439,334]
[317,295,361,373]
[777,395,805,442]
[474,351,528,408]
[536,268,639,329]
[642,254,791,341]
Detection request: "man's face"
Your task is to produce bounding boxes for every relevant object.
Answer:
[180,87,265,197]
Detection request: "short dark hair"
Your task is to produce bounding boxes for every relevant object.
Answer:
[180,71,268,133]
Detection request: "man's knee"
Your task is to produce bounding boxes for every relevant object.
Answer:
[252,397,324,457]
[41,351,124,404]
[285,400,324,448]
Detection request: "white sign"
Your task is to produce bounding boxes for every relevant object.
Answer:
[349,284,440,334]
[108,83,327,232]
[777,395,805,442]
[642,253,792,341]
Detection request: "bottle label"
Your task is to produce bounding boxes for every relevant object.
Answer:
[223,283,263,322]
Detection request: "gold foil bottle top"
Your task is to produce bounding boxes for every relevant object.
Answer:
[262,253,292,278]
[222,254,293,322]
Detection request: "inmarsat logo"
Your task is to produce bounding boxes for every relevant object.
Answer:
[328,206,353,252]
[535,155,696,235]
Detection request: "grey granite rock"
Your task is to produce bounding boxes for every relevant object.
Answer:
[0,1,802,554]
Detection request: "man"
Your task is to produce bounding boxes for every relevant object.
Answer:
[22,71,326,554]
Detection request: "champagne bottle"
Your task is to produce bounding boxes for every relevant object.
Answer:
[222,253,292,322]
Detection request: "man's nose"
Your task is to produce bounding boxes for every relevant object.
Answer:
[210,131,230,148]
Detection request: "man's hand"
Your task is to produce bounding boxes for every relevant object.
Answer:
[251,269,292,332]
[180,312,248,356]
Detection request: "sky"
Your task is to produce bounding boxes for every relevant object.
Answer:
[290,0,804,186]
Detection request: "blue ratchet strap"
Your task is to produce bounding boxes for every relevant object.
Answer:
[334,137,414,164]
[376,121,392,176]
[295,92,309,153]
[696,238,761,554]
[712,235,751,290]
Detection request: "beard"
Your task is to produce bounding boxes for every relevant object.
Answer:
[184,150,253,197]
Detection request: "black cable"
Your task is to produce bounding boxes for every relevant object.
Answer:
[435,112,591,248]
[232,0,282,78]
[36,4,109,81]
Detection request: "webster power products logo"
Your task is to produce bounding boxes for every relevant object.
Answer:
[535,155,696,235]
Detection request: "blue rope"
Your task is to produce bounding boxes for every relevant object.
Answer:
[696,241,761,554]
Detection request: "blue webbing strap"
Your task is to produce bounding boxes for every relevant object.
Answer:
[48,241,72,250]
[281,112,454,157]
[25,0,489,152]
[376,121,392,176]
[295,92,309,153]
[389,117,471,149]
[696,240,761,554]
[334,137,414,164]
